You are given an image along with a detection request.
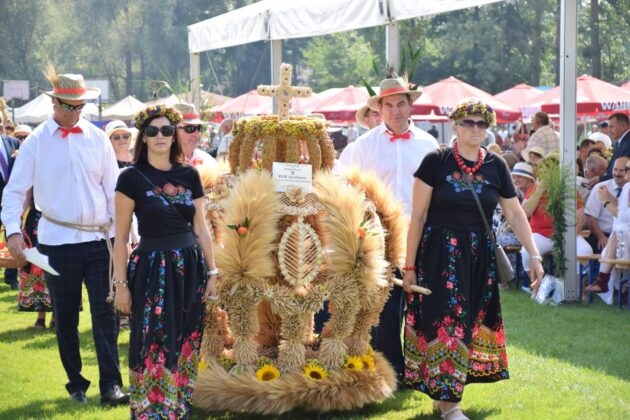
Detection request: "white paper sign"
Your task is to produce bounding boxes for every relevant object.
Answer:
[272,162,312,193]
[23,247,60,276]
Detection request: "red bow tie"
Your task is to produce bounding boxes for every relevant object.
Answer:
[58,126,83,138]
[386,130,411,142]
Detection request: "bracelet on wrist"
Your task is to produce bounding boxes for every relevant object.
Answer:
[529,255,543,262]
[208,268,219,276]
[114,279,129,286]
[402,266,416,272]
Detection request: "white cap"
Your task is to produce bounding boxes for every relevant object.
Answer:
[588,132,612,149]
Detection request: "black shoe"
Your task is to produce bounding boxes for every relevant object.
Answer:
[100,384,129,405]
[70,390,88,404]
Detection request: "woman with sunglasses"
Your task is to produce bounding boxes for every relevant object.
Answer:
[173,103,218,171]
[113,105,217,418]
[104,120,135,168]
[402,100,544,420]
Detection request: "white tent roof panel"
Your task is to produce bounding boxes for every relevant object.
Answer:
[389,0,505,22]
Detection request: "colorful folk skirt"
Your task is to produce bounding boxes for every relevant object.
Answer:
[404,225,509,402]
[17,264,52,312]
[127,236,207,419]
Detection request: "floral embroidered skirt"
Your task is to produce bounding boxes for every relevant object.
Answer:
[17,264,52,312]
[404,225,508,402]
[128,244,207,419]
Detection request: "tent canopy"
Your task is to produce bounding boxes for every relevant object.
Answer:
[102,95,146,121]
[188,0,505,53]
[494,84,543,109]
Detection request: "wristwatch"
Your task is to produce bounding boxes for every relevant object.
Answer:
[603,200,611,208]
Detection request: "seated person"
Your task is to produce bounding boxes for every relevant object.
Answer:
[496,162,536,248]
[521,146,545,164]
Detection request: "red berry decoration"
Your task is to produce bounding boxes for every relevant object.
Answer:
[453,141,484,176]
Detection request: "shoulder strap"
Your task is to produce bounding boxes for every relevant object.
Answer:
[131,166,197,236]
[461,172,496,246]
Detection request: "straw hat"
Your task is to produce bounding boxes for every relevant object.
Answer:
[355,105,371,129]
[511,162,535,181]
[44,65,100,100]
[588,132,612,149]
[367,77,422,110]
[13,124,32,137]
[172,102,207,125]
[521,146,545,161]
[104,120,135,139]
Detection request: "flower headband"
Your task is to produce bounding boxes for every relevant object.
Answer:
[134,104,182,130]
[449,99,496,127]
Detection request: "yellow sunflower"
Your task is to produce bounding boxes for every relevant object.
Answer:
[367,345,374,355]
[256,364,281,382]
[304,364,328,380]
[362,354,376,371]
[344,356,364,371]
[198,359,208,373]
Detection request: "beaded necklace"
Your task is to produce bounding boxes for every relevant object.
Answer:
[453,140,484,175]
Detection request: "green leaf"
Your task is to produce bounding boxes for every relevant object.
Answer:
[243,217,250,228]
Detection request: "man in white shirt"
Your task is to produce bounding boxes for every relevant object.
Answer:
[173,103,218,172]
[217,118,234,160]
[586,157,629,251]
[2,71,127,405]
[345,76,438,381]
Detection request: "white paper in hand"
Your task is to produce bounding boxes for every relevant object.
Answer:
[23,248,60,275]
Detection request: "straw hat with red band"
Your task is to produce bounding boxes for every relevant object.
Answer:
[172,102,207,125]
[44,65,100,101]
[367,77,422,111]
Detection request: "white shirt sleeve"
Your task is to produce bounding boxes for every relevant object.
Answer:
[1,138,35,236]
[101,138,119,225]
[584,183,602,218]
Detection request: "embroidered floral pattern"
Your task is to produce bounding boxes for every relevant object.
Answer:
[404,227,508,402]
[17,265,52,311]
[446,171,491,194]
[146,183,193,206]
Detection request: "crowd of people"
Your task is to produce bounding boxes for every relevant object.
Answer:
[0,66,626,420]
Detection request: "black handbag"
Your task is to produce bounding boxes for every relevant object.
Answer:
[462,172,515,285]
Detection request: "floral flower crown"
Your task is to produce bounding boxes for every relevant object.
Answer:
[449,99,496,126]
[134,104,182,129]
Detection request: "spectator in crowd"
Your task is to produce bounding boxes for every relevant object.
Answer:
[520,154,592,288]
[217,118,234,160]
[599,120,610,137]
[402,99,543,419]
[173,103,218,171]
[589,132,612,155]
[500,151,519,170]
[13,124,32,143]
[2,119,15,137]
[2,69,126,405]
[585,157,629,251]
[598,113,630,183]
[511,123,530,159]
[527,112,560,155]
[349,75,438,382]
[355,104,382,131]
[521,145,545,164]
[581,154,607,199]
[578,138,595,167]
[0,112,21,290]
[105,120,134,168]
[114,105,217,418]
[586,122,599,138]
[428,124,439,140]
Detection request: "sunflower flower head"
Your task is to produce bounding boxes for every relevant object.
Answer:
[344,356,364,371]
[362,354,376,371]
[255,364,281,381]
[304,363,328,380]
[198,359,208,373]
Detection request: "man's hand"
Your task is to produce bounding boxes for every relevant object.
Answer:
[597,234,609,250]
[7,233,27,265]
[588,176,601,187]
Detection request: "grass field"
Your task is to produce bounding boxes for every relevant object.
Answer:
[1,277,629,420]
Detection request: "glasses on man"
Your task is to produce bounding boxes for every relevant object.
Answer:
[145,125,175,137]
[15,135,28,141]
[57,98,86,112]
[111,133,131,141]
[458,119,490,129]
[181,125,202,134]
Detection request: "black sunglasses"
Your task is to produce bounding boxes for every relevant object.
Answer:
[181,124,202,134]
[145,125,175,137]
[15,135,28,141]
[111,133,131,141]
[57,98,86,112]
[458,119,489,129]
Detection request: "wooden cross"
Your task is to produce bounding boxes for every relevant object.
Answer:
[257,63,312,120]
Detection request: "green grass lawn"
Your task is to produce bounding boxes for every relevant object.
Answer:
[1,277,629,420]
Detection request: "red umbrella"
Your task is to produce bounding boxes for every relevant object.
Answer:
[309,86,370,121]
[214,90,272,114]
[621,81,630,92]
[412,76,521,123]
[494,84,543,109]
[532,75,630,115]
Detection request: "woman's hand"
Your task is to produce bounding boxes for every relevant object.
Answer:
[528,259,545,294]
[115,285,132,316]
[402,269,417,293]
[204,274,218,301]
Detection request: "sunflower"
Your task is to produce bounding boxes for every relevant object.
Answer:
[304,364,328,380]
[344,356,364,371]
[256,364,281,381]
[367,345,374,355]
[362,354,376,371]
[198,359,208,373]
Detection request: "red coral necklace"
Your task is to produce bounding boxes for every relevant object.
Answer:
[453,140,484,175]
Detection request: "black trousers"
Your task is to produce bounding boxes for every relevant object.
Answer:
[371,284,404,382]
[39,240,122,395]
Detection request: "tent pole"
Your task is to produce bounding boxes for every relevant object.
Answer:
[385,19,400,72]
[559,0,578,302]
[190,52,201,111]
[271,39,282,114]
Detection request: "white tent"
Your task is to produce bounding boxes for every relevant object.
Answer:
[102,95,146,121]
[14,94,99,123]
